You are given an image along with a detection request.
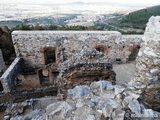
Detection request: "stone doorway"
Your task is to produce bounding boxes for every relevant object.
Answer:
[38,69,50,86]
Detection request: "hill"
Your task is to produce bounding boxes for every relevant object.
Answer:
[120,5,160,30]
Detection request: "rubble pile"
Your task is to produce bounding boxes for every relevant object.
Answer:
[6,81,160,120]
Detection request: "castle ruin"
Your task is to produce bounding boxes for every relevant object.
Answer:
[0,31,142,93]
[0,16,160,120]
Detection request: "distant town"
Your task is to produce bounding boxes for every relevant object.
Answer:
[0,2,145,28]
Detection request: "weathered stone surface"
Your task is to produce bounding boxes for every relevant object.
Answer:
[44,101,75,120]
[111,109,125,120]
[6,16,160,120]
[5,102,29,117]
[4,96,57,119]
[129,16,160,111]
[128,99,141,115]
[10,110,43,120]
[102,103,113,118]
[114,85,125,95]
[102,99,119,118]
[150,69,159,75]
[4,116,10,120]
[71,106,102,120]
[0,49,6,76]
[141,86,160,111]
[126,91,140,99]
[68,86,90,99]
[7,80,154,120]
[0,57,22,93]
[2,30,142,92]
[12,31,142,68]
[122,96,133,107]
[57,48,116,89]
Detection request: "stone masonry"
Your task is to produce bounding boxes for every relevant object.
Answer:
[129,16,160,111]
[0,49,6,76]
[0,58,22,93]
[1,31,141,91]
[56,47,116,90]
[5,16,160,120]
[12,31,142,68]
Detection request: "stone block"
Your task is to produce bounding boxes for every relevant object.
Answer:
[112,109,125,120]
[128,99,141,115]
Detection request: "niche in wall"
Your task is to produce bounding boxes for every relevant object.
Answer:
[44,49,56,65]
[96,47,104,53]
[129,46,140,61]
[38,69,50,86]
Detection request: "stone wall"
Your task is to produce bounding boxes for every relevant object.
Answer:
[0,58,22,93]
[129,16,160,111]
[10,31,142,91]
[56,47,116,90]
[0,49,6,76]
[12,31,142,68]
[3,17,160,119]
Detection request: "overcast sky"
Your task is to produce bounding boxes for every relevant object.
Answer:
[0,0,159,6]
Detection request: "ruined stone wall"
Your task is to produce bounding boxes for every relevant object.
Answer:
[4,17,160,120]
[11,31,142,90]
[12,31,142,68]
[0,58,22,93]
[0,49,6,76]
[56,48,116,90]
[129,16,160,111]
[10,31,142,92]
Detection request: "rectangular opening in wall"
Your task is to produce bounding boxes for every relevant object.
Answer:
[0,81,3,92]
[38,69,50,86]
[53,72,59,77]
[52,72,59,84]
[96,47,104,53]
[44,49,56,64]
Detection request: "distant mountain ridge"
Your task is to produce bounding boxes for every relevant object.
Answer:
[0,2,145,23]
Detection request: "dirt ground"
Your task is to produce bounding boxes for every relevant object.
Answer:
[113,62,136,85]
